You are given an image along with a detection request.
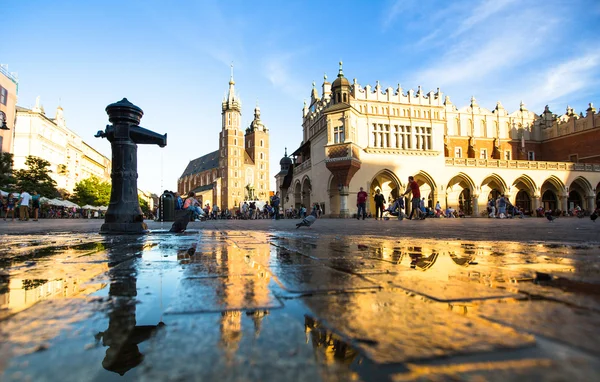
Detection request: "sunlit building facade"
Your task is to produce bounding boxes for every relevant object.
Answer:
[277,63,600,217]
[0,64,18,153]
[14,98,111,193]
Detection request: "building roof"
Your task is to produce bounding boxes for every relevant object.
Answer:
[180,150,219,178]
[190,183,215,194]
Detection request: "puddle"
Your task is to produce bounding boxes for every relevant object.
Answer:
[1,231,600,381]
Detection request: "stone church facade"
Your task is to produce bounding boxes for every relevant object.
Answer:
[276,62,600,217]
[178,70,270,211]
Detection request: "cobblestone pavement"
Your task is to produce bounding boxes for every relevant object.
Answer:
[0,218,599,381]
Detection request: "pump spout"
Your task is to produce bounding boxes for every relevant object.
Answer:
[129,125,167,147]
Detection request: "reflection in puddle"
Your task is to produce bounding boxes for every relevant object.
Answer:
[1,230,599,381]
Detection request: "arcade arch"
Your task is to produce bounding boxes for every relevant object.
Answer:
[512,175,536,214]
[328,175,340,217]
[369,170,402,212]
[413,171,436,208]
[446,173,475,216]
[540,176,564,212]
[569,177,593,211]
[293,181,302,209]
[301,176,312,209]
[481,174,507,201]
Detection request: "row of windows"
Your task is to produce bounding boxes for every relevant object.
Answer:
[371,124,433,150]
[358,104,440,119]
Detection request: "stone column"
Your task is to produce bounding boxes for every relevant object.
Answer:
[587,195,595,212]
[472,194,479,217]
[339,186,349,218]
[560,194,568,214]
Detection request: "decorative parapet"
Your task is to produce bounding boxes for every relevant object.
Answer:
[294,158,312,175]
[365,148,440,156]
[445,158,600,172]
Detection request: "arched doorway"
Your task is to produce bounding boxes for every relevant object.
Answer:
[569,177,593,211]
[597,181,600,209]
[515,190,531,213]
[458,189,472,216]
[542,190,557,211]
[446,173,475,216]
[541,176,564,213]
[511,175,536,214]
[301,177,311,210]
[369,170,402,213]
[568,190,583,212]
[328,176,340,217]
[413,171,436,207]
[294,181,302,209]
[481,174,506,205]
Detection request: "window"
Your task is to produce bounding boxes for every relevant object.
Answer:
[480,149,488,159]
[260,152,264,160]
[504,151,511,160]
[260,139,264,147]
[0,86,7,105]
[455,147,462,158]
[528,151,535,161]
[234,138,237,145]
[334,125,345,144]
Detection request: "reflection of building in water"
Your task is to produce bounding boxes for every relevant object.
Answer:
[97,243,164,376]
[189,237,272,363]
[0,262,108,319]
[304,316,361,366]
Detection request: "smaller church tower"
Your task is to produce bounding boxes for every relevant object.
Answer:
[219,65,244,210]
[245,103,270,200]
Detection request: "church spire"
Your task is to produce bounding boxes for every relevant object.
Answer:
[223,64,241,113]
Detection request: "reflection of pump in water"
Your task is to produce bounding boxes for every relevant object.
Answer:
[95,240,165,375]
[95,98,167,234]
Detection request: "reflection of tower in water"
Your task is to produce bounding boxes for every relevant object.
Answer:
[215,239,272,363]
[96,242,164,376]
[304,316,361,366]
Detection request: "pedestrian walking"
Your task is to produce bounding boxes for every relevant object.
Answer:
[402,176,423,220]
[32,191,40,221]
[271,192,281,220]
[356,187,367,220]
[374,189,385,220]
[18,190,31,221]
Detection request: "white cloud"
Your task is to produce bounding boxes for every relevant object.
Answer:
[382,0,407,30]
[516,53,600,111]
[264,54,306,101]
[451,0,518,37]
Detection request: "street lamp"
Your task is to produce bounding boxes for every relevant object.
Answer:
[0,110,9,130]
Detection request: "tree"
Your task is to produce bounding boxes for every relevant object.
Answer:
[139,197,150,215]
[72,176,111,206]
[14,156,58,197]
[0,152,16,191]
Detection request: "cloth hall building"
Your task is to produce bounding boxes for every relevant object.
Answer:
[177,71,270,211]
[276,62,600,217]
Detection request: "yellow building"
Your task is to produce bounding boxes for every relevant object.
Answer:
[277,62,600,217]
[14,98,111,193]
[178,69,270,211]
[0,64,18,153]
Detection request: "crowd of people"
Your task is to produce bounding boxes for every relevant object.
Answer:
[171,190,323,222]
[0,190,40,222]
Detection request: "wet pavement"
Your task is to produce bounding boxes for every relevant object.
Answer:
[0,220,599,381]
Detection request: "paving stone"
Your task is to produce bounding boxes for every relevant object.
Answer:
[302,291,535,364]
[272,265,380,294]
[477,300,600,355]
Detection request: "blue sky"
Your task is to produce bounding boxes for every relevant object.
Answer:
[2,0,599,194]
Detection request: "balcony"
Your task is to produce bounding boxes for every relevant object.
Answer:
[294,158,311,175]
[445,158,600,172]
[325,143,361,162]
